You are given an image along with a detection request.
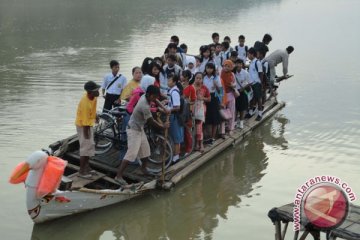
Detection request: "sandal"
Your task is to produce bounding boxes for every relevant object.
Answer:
[114,177,129,186]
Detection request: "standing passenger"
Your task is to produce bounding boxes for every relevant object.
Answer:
[101,60,127,112]
[234,59,250,129]
[203,63,222,144]
[199,45,214,73]
[193,72,211,152]
[212,32,220,44]
[75,81,100,178]
[235,35,248,65]
[167,74,184,163]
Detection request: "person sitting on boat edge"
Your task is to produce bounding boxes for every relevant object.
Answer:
[75,81,100,178]
[101,60,127,112]
[115,85,170,186]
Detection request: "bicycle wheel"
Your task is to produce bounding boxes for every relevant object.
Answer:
[147,133,173,173]
[94,114,115,155]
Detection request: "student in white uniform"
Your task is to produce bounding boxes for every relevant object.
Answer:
[199,45,214,73]
[101,60,127,112]
[247,48,264,121]
[234,59,251,129]
[235,35,248,65]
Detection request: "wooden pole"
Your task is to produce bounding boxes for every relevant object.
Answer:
[161,115,170,184]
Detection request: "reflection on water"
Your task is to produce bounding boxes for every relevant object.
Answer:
[31,115,288,240]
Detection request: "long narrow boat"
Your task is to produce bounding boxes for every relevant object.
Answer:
[18,97,285,223]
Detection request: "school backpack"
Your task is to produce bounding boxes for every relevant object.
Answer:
[169,89,191,126]
[235,45,248,57]
[255,60,270,85]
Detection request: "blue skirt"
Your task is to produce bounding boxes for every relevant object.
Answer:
[170,114,184,144]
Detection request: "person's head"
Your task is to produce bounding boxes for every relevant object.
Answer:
[262,33,272,45]
[248,47,257,60]
[235,59,244,71]
[215,43,222,54]
[200,45,211,59]
[223,60,234,72]
[181,70,192,84]
[141,57,154,75]
[179,43,188,54]
[110,60,120,74]
[205,62,216,76]
[153,57,164,67]
[140,75,155,91]
[195,56,201,67]
[166,54,177,68]
[167,73,179,88]
[230,51,238,62]
[84,81,100,98]
[149,62,162,78]
[167,43,178,55]
[132,67,142,82]
[286,46,294,54]
[221,41,230,51]
[170,35,180,46]
[212,32,220,44]
[194,72,203,86]
[209,44,216,55]
[257,50,265,60]
[224,36,231,44]
[238,35,245,46]
[145,85,160,102]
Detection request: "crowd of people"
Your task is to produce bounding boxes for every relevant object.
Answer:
[75,33,294,184]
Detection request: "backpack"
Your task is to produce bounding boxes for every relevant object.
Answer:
[169,89,191,126]
[235,45,248,57]
[255,60,270,85]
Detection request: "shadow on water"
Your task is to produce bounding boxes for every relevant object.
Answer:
[31,114,288,240]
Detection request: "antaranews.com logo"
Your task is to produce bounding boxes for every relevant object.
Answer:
[293,175,356,231]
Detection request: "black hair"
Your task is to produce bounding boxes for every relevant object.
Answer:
[221,41,230,50]
[224,36,231,41]
[263,33,272,43]
[167,73,179,82]
[205,62,216,77]
[235,59,244,64]
[149,62,162,79]
[167,42,178,50]
[238,35,245,40]
[248,47,256,56]
[153,57,164,67]
[209,43,216,49]
[231,51,238,57]
[180,43,188,50]
[171,35,179,44]
[132,66,141,75]
[146,85,160,97]
[212,32,219,39]
[182,69,192,80]
[200,45,212,62]
[286,46,294,53]
[166,54,177,62]
[215,43,222,47]
[168,74,183,94]
[110,60,119,68]
[141,57,153,75]
[194,71,203,79]
[194,56,201,62]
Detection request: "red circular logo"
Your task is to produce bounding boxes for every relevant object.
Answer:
[303,184,348,229]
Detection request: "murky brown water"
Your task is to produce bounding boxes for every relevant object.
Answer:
[1,0,359,239]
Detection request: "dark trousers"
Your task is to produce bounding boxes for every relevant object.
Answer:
[103,94,120,112]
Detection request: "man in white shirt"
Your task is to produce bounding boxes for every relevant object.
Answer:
[265,46,294,85]
[248,48,264,121]
[101,60,127,112]
[235,35,248,64]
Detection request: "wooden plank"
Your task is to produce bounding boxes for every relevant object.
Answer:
[68,171,106,189]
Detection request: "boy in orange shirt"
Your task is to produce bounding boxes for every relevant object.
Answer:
[75,81,100,178]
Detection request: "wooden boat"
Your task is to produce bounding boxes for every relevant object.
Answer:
[19,97,285,223]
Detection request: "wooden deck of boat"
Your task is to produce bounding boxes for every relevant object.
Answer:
[61,98,285,189]
[268,203,360,240]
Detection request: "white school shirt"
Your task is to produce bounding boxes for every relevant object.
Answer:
[236,45,248,63]
[199,58,214,73]
[101,73,127,95]
[213,53,222,69]
[261,59,269,75]
[248,58,263,84]
[159,72,168,95]
[168,86,181,110]
[220,50,231,65]
[203,74,221,93]
[234,69,250,90]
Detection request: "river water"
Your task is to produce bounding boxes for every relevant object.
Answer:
[0,0,359,239]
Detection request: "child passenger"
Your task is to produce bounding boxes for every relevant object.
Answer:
[220,60,237,137]
[167,74,184,163]
[234,59,251,129]
[181,70,196,156]
[199,45,214,73]
[193,72,210,152]
[203,63,222,144]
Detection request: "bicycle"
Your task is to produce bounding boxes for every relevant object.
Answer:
[94,106,173,173]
